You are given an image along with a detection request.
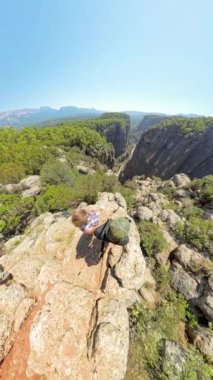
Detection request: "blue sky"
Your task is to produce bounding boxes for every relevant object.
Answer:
[0,0,212,115]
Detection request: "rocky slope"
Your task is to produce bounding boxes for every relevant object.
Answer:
[120,118,213,181]
[125,173,213,378]
[0,192,145,380]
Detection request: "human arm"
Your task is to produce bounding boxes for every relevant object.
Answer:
[84,226,98,235]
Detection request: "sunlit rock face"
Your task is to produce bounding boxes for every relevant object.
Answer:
[120,124,213,182]
[0,192,145,380]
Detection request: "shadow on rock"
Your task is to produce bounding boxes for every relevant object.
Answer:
[76,234,103,266]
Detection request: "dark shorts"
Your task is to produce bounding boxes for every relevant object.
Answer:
[94,221,129,246]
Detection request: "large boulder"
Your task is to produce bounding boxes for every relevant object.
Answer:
[4,183,20,194]
[171,261,202,300]
[160,209,182,228]
[135,206,153,221]
[19,175,41,197]
[172,173,191,188]
[0,176,41,197]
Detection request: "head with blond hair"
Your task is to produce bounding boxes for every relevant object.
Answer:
[71,209,89,228]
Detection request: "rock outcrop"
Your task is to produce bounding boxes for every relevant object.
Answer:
[0,193,145,380]
[171,245,213,321]
[0,176,41,197]
[120,121,213,181]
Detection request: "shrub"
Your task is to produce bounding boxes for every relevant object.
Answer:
[126,292,206,380]
[35,171,121,214]
[40,160,76,187]
[126,293,189,379]
[183,347,213,379]
[174,217,213,254]
[138,221,168,256]
[159,185,176,200]
[0,162,25,184]
[155,265,171,297]
[119,186,136,209]
[191,175,213,203]
[181,206,203,220]
[34,185,75,214]
[0,194,34,236]
[101,174,120,192]
[75,174,102,204]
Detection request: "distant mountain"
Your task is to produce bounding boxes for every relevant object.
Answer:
[0,106,103,127]
[0,105,204,129]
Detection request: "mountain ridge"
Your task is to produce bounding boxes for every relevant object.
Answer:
[0,105,204,128]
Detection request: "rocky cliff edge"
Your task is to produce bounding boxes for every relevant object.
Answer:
[0,192,145,380]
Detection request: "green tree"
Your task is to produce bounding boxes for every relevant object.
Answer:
[40,160,76,187]
[0,162,25,184]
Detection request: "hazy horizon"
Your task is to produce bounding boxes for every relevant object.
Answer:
[0,103,211,117]
[1,0,212,115]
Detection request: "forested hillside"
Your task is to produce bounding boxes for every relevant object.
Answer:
[0,124,114,183]
[42,112,130,157]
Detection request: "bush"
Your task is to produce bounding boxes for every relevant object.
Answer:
[138,221,168,256]
[181,206,203,220]
[183,347,213,379]
[74,174,101,204]
[191,175,213,203]
[159,185,176,200]
[126,293,189,379]
[126,292,208,380]
[155,265,171,297]
[0,162,25,184]
[40,160,76,187]
[0,194,34,236]
[174,217,213,254]
[35,171,121,214]
[119,186,136,209]
[34,185,75,214]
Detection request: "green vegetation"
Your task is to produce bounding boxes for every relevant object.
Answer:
[34,185,75,214]
[66,146,102,170]
[0,162,25,185]
[153,116,213,135]
[0,194,34,237]
[126,293,189,379]
[100,112,130,123]
[181,205,204,220]
[40,160,76,187]
[174,217,213,254]
[191,175,213,203]
[138,220,168,256]
[0,123,113,182]
[155,265,171,297]
[126,293,211,380]
[159,185,176,200]
[183,347,213,380]
[35,170,135,214]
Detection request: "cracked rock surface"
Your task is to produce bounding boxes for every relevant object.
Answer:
[0,192,145,380]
